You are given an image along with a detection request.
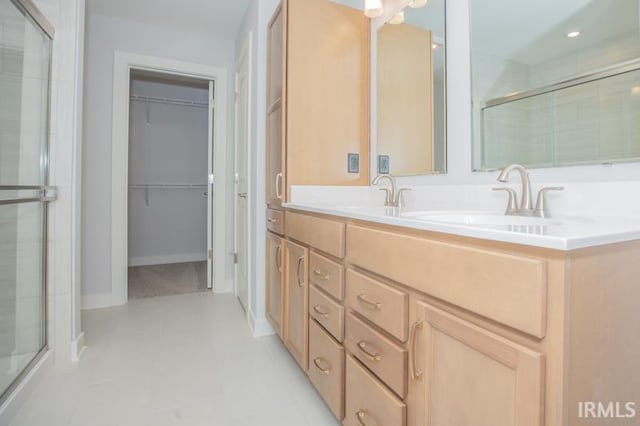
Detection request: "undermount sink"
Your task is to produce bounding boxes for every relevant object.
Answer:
[402,211,563,227]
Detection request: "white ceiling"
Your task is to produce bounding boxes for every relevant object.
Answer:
[472,0,640,65]
[86,0,252,39]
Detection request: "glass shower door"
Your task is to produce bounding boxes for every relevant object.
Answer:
[0,0,53,403]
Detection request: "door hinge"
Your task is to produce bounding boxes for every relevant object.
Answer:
[208,249,214,259]
[233,253,239,264]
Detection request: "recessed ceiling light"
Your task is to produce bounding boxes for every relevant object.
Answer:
[566,30,581,38]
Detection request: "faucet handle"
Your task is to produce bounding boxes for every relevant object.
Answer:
[395,188,412,209]
[493,187,518,215]
[378,188,393,206]
[534,187,564,218]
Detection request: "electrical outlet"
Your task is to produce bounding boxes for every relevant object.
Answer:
[348,153,360,173]
[378,155,390,174]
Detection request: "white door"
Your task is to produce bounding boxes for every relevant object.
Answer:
[207,80,215,289]
[234,36,251,310]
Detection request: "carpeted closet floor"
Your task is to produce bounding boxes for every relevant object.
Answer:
[127,261,208,299]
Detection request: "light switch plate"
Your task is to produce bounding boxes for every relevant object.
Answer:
[348,153,360,173]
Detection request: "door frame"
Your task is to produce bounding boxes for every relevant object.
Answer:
[111,52,229,305]
[234,33,253,309]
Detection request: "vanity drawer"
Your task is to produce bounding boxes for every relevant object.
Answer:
[347,224,548,338]
[308,319,345,421]
[346,270,408,342]
[266,208,284,235]
[309,251,344,301]
[344,354,406,426]
[345,312,407,398]
[286,211,345,259]
[309,285,345,342]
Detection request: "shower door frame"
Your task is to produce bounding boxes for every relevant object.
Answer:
[0,0,55,407]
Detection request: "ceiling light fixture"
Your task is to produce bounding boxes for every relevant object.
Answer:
[364,0,383,18]
[566,30,581,38]
[409,0,428,8]
[389,11,405,25]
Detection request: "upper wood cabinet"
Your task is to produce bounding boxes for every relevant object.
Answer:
[266,0,370,206]
[284,239,309,371]
[409,301,545,426]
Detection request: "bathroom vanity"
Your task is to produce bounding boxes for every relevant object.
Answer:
[266,203,640,426]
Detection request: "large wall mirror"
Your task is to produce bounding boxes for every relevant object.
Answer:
[471,0,640,171]
[376,0,447,176]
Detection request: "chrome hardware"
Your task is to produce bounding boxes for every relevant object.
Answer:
[410,320,424,380]
[238,192,247,199]
[0,186,58,206]
[296,256,304,287]
[275,245,282,273]
[534,187,564,218]
[313,305,329,318]
[396,188,412,209]
[357,294,382,310]
[267,218,279,223]
[275,172,283,200]
[312,269,330,280]
[357,341,382,362]
[372,174,411,208]
[356,410,368,426]
[497,164,533,215]
[493,187,518,215]
[313,357,331,375]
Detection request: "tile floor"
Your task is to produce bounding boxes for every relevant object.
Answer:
[8,293,339,426]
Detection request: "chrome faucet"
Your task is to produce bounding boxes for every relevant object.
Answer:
[496,164,533,215]
[372,175,411,208]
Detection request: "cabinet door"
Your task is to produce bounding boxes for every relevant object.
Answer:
[266,232,284,338]
[284,240,309,370]
[408,301,544,426]
[266,3,287,206]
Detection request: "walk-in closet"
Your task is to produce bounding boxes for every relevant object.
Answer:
[127,71,211,299]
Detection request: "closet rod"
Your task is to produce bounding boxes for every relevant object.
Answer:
[130,95,209,109]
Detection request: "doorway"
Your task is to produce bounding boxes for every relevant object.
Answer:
[110,53,230,305]
[127,71,211,299]
[234,34,252,312]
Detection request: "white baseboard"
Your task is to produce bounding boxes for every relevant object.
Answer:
[0,350,52,425]
[249,309,275,337]
[128,252,207,267]
[71,332,86,362]
[81,293,113,310]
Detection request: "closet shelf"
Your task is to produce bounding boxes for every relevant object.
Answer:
[129,184,208,190]
[130,95,209,109]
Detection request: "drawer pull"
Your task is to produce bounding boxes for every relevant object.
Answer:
[267,218,279,223]
[297,256,305,287]
[312,305,329,318]
[275,245,282,273]
[410,320,424,381]
[312,357,332,375]
[312,269,330,280]
[357,341,382,362]
[355,410,369,425]
[357,294,382,310]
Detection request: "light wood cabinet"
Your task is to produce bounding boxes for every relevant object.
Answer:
[408,301,544,426]
[266,232,284,337]
[284,239,309,370]
[266,4,286,207]
[265,0,370,206]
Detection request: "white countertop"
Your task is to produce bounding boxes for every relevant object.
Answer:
[283,198,640,251]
